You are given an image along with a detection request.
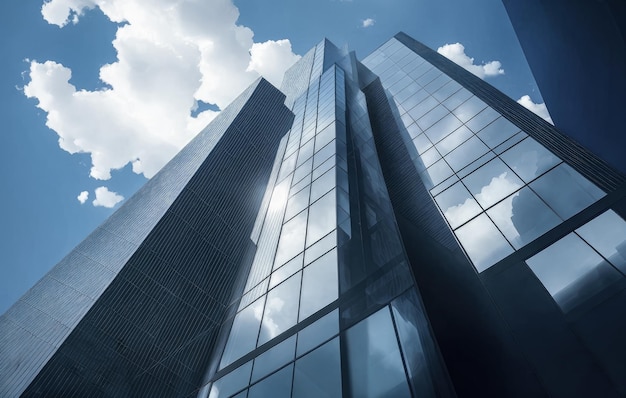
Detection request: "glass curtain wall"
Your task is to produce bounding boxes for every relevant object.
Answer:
[362,38,626,313]
[200,45,454,398]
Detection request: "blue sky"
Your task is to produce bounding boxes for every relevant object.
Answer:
[0,0,549,314]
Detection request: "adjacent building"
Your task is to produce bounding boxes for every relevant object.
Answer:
[1,33,625,397]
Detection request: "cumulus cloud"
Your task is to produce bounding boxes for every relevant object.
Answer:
[25,0,300,182]
[517,95,553,124]
[362,18,375,28]
[437,43,504,79]
[92,186,124,208]
[247,40,301,87]
[77,190,89,204]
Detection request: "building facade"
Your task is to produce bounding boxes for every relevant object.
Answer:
[2,33,626,397]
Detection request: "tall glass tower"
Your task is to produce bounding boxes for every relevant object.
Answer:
[2,33,625,398]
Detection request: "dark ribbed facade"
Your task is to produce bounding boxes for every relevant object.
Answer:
[2,33,626,398]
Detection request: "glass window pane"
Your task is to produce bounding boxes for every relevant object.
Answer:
[345,307,412,398]
[400,89,430,111]
[420,159,454,190]
[500,137,560,182]
[442,88,472,111]
[220,297,264,368]
[455,213,514,272]
[313,140,336,169]
[452,96,487,122]
[293,337,342,398]
[530,164,605,219]
[248,364,293,398]
[299,249,338,320]
[444,136,489,172]
[270,254,303,289]
[463,158,524,209]
[486,187,561,249]
[526,233,622,312]
[304,230,337,265]
[297,138,315,166]
[306,189,337,247]
[252,335,296,382]
[296,309,339,357]
[315,123,336,152]
[465,107,500,133]
[420,146,442,168]
[285,185,310,221]
[432,80,462,102]
[311,167,336,203]
[476,116,521,148]
[435,182,482,229]
[292,158,312,185]
[576,210,626,273]
[417,105,449,131]
[435,125,473,156]
[274,210,308,267]
[408,97,439,122]
[423,113,463,144]
[209,362,252,398]
[258,273,302,345]
[412,133,432,155]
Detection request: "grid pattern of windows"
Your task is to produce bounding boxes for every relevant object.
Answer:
[364,38,606,272]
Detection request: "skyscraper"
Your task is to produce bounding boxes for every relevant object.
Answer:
[2,33,625,398]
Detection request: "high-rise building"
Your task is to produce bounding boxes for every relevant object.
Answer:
[2,33,626,398]
[502,0,626,174]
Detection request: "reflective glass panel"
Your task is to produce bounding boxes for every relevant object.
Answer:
[345,307,412,398]
[444,136,489,172]
[299,249,338,320]
[293,338,342,398]
[576,210,626,273]
[417,105,449,131]
[274,210,307,267]
[500,137,560,183]
[285,185,310,221]
[420,147,442,168]
[248,364,293,398]
[465,107,500,133]
[296,309,339,356]
[421,159,454,190]
[452,96,487,122]
[435,182,482,229]
[435,125,473,156]
[313,140,336,169]
[486,187,561,249]
[442,88,472,111]
[251,335,296,382]
[408,97,438,123]
[310,167,335,203]
[530,164,605,219]
[258,273,301,345]
[209,362,252,398]
[297,138,315,166]
[270,254,303,289]
[306,189,337,247]
[423,113,463,144]
[455,213,514,272]
[315,123,336,152]
[526,233,622,312]
[304,230,337,265]
[476,116,521,148]
[292,158,312,186]
[463,158,523,209]
[406,123,422,140]
[220,298,264,368]
[412,133,432,155]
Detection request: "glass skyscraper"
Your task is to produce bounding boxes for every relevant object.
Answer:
[2,33,625,398]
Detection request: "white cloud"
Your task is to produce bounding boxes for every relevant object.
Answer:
[77,190,89,204]
[247,40,301,87]
[362,18,375,28]
[92,186,124,208]
[517,95,553,124]
[25,0,300,182]
[437,43,504,79]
